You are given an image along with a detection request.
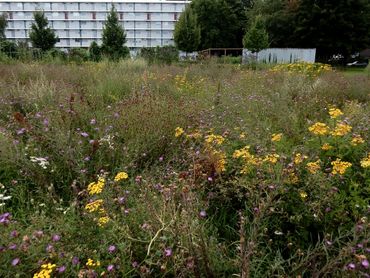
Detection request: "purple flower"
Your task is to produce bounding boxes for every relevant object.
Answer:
[207,177,213,182]
[84,156,91,161]
[347,263,356,270]
[11,258,20,266]
[43,118,49,126]
[362,259,369,269]
[0,246,5,252]
[90,119,97,125]
[16,128,26,135]
[72,256,80,265]
[80,132,89,137]
[46,244,54,253]
[8,243,17,250]
[132,261,138,268]
[52,234,61,242]
[33,230,44,238]
[108,245,116,253]
[107,264,114,272]
[10,230,19,238]
[57,265,66,273]
[0,212,11,225]
[118,197,125,204]
[199,210,207,218]
[164,248,172,257]
[159,156,164,162]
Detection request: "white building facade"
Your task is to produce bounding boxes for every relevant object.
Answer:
[0,0,189,50]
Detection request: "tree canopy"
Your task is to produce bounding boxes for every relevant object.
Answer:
[29,10,58,51]
[174,5,200,53]
[101,5,129,60]
[0,13,8,40]
[243,15,269,53]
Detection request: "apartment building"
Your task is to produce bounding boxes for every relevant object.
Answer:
[0,0,189,50]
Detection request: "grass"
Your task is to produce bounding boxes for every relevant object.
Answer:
[0,60,369,277]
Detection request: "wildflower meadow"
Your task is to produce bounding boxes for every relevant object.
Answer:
[0,60,369,277]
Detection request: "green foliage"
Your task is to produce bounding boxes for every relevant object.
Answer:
[0,12,7,40]
[191,0,247,49]
[243,15,269,53]
[0,62,369,277]
[249,0,370,61]
[0,40,18,58]
[89,41,102,62]
[29,10,58,51]
[139,46,179,64]
[67,48,89,64]
[101,5,129,60]
[174,6,200,53]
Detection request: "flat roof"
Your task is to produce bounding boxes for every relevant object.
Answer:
[1,0,190,3]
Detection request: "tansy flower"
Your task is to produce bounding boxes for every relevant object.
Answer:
[212,150,226,173]
[97,216,110,227]
[331,122,352,136]
[321,143,333,151]
[308,122,329,135]
[294,153,307,164]
[351,135,365,146]
[239,132,247,139]
[271,133,282,142]
[85,199,104,213]
[263,154,280,164]
[360,154,370,168]
[299,191,308,199]
[175,127,184,137]
[87,178,105,195]
[205,134,225,145]
[114,171,128,182]
[328,107,343,119]
[331,159,352,175]
[306,160,321,174]
[33,263,57,278]
[86,258,100,267]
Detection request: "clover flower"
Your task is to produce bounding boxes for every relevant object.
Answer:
[86,258,100,267]
[33,263,57,278]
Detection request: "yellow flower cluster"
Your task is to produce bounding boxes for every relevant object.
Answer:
[87,177,105,195]
[85,199,104,213]
[86,258,100,268]
[263,154,280,164]
[114,171,128,182]
[186,130,202,139]
[294,153,308,164]
[351,135,365,146]
[233,146,260,173]
[306,160,321,174]
[270,62,332,76]
[271,133,282,142]
[308,122,329,135]
[212,150,227,173]
[33,263,56,278]
[331,159,352,175]
[299,191,308,199]
[328,107,343,119]
[97,216,110,227]
[205,134,225,145]
[175,127,184,137]
[321,143,333,151]
[360,154,370,168]
[331,122,352,136]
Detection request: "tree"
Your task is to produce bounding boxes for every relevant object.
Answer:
[29,10,58,51]
[101,5,129,60]
[0,13,7,40]
[89,41,102,62]
[191,0,247,49]
[248,0,370,62]
[243,15,269,53]
[174,5,201,53]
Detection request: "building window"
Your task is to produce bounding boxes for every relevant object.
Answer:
[92,12,96,20]
[75,39,80,42]
[64,12,68,19]
[120,13,123,20]
[147,13,151,20]
[9,12,13,19]
[174,13,177,20]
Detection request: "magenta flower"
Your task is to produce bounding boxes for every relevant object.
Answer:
[11,258,20,266]
[164,248,172,257]
[80,132,89,137]
[347,263,356,270]
[0,212,11,225]
[199,210,207,218]
[52,234,61,242]
[57,265,66,273]
[72,256,80,265]
[46,244,54,253]
[362,259,369,269]
[90,119,97,125]
[10,230,19,238]
[8,243,17,250]
[107,264,114,272]
[108,245,116,253]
